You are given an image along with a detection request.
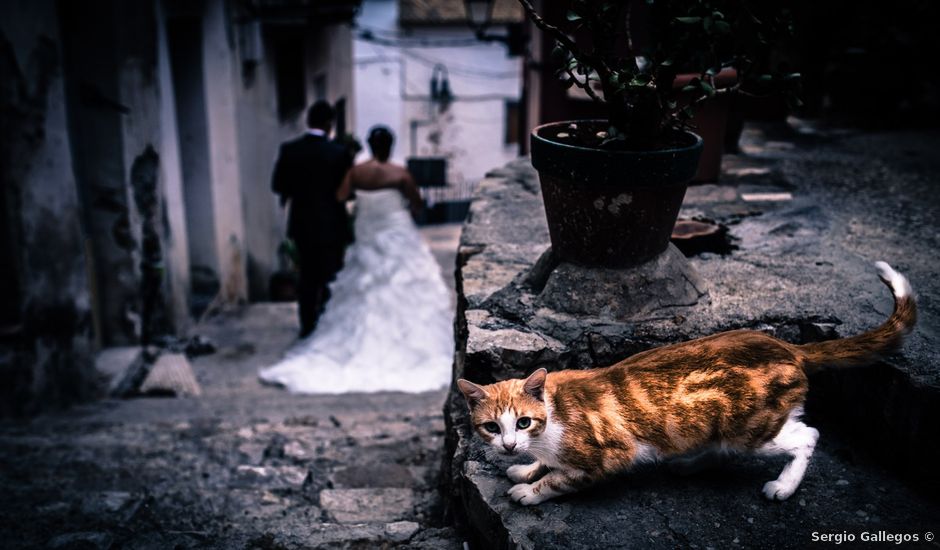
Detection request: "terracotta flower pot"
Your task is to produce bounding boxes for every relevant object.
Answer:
[530,121,703,268]
[674,68,737,182]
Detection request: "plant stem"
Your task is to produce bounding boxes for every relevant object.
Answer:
[517,0,610,82]
[564,67,604,103]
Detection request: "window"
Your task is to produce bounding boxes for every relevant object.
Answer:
[504,100,520,145]
[272,27,306,121]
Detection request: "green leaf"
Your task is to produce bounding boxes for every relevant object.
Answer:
[566,10,582,22]
[700,81,716,96]
[713,20,731,34]
[675,16,702,24]
[681,84,698,93]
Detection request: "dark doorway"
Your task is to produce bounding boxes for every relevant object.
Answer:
[271,26,307,121]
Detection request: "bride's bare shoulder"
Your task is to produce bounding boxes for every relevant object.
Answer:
[351,160,375,172]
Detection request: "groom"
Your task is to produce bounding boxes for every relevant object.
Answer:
[272,101,353,337]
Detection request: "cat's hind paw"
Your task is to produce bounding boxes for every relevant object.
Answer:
[507,483,545,506]
[762,480,797,501]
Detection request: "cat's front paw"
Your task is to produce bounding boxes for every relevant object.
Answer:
[507,483,545,506]
[762,480,797,501]
[507,462,542,483]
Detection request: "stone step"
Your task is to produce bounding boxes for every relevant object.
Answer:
[320,488,417,523]
[231,522,463,549]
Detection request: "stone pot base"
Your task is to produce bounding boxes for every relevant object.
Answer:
[522,244,707,320]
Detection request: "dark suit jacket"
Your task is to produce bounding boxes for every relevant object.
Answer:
[271,133,352,246]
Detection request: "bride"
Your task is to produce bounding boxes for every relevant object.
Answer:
[259,126,454,393]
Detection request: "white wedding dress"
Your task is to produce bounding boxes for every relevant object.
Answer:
[259,189,454,394]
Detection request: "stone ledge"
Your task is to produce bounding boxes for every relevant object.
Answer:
[444,128,940,549]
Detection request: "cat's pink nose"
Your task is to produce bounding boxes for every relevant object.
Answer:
[504,442,516,452]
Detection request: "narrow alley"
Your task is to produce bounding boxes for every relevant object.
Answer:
[0,226,464,549]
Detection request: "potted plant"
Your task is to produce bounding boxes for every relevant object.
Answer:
[520,0,799,267]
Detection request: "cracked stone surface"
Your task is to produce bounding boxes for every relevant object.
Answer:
[445,122,940,549]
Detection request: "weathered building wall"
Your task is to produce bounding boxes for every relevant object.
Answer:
[202,0,248,303]
[165,8,218,310]
[233,22,301,301]
[57,0,144,346]
[163,0,249,307]
[156,3,192,332]
[57,0,185,345]
[234,61,290,300]
[0,0,97,415]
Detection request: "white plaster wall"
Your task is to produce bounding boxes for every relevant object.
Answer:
[233,27,298,301]
[308,23,356,117]
[353,0,522,185]
[202,0,247,302]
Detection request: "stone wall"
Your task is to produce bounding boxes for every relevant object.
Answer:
[0,0,97,415]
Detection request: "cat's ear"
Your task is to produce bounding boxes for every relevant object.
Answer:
[457,379,487,407]
[523,368,547,401]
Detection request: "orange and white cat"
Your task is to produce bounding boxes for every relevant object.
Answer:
[458,262,916,505]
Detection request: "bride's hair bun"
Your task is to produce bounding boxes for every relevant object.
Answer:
[368,126,394,145]
[367,126,394,159]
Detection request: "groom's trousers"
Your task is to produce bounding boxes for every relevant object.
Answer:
[296,240,345,338]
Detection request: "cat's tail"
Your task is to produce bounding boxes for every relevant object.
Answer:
[798,262,916,373]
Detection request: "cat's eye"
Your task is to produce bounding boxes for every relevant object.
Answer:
[516,417,532,429]
[483,422,500,434]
